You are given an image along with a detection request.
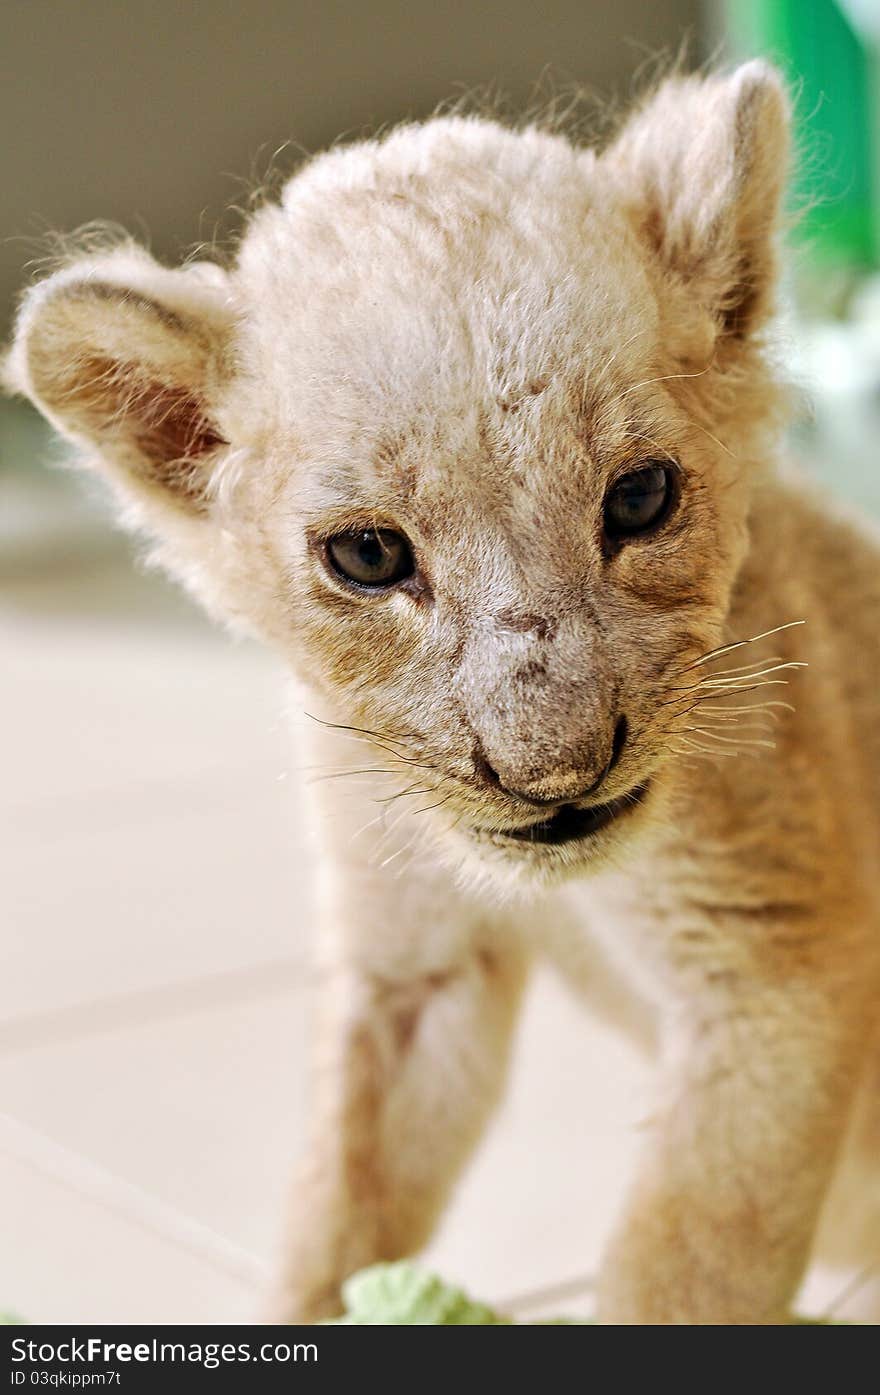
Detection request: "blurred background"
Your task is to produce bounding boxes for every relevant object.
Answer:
[1,1,878,1323]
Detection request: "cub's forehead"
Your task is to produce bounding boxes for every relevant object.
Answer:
[234,117,657,382]
[230,116,663,510]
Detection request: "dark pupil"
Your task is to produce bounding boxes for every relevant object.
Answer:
[606,464,669,536]
[357,534,386,570]
[327,529,412,586]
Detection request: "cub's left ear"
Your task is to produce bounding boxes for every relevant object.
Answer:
[605,61,790,339]
[4,244,233,514]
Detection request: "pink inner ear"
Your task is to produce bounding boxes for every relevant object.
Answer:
[129,378,226,465]
[76,354,227,504]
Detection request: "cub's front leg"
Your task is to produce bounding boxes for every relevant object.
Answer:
[597,925,873,1324]
[270,859,528,1323]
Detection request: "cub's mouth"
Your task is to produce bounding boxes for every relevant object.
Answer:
[479,781,650,848]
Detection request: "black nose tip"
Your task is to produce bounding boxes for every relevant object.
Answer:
[502,786,564,809]
[473,744,558,806]
[471,716,629,806]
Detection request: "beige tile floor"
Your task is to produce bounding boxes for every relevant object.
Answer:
[0,437,870,1324]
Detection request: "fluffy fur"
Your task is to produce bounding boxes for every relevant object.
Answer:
[6,61,880,1324]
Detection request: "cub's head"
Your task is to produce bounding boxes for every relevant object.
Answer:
[6,63,790,888]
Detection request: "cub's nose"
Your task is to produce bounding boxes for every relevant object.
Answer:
[473,716,628,807]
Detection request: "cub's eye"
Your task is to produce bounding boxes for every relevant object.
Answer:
[325,528,415,588]
[603,463,674,541]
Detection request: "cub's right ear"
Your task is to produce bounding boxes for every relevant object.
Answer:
[4,244,234,516]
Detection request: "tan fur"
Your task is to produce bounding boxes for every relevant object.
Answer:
[5,61,879,1324]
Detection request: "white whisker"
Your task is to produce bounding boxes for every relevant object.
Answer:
[686,727,776,749]
[590,328,648,392]
[696,701,795,717]
[679,620,805,673]
[351,810,386,842]
[699,654,783,678]
[619,365,713,396]
[686,418,736,458]
[676,736,739,759]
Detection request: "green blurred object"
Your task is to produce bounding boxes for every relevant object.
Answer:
[1,1264,849,1325]
[726,0,879,279]
[326,1263,512,1325]
[324,1263,850,1324]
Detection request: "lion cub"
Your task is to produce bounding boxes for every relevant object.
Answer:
[6,62,880,1324]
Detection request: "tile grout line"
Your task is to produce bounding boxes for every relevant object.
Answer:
[0,1111,270,1292]
[822,1260,880,1320]
[2,1116,869,1321]
[502,1270,596,1319]
[0,958,315,1056]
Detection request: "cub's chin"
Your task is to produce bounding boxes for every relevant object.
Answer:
[439,781,655,897]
